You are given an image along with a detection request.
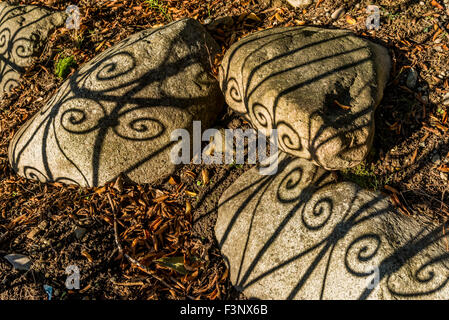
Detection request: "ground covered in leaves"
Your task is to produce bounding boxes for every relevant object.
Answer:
[0,0,448,300]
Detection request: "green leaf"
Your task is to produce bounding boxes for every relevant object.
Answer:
[154,256,188,275]
[55,56,77,79]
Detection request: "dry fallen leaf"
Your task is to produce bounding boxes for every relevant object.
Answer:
[201,169,209,185]
[185,201,192,215]
[185,190,197,197]
[81,250,94,263]
[95,186,106,194]
[385,185,399,194]
[274,12,284,23]
[113,175,124,193]
[431,0,445,10]
[168,176,178,185]
[346,15,357,25]
[334,99,351,110]
[247,12,261,22]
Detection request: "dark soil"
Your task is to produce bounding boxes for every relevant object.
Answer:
[0,0,449,300]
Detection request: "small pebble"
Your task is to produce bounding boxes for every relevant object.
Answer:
[432,154,441,165]
[441,172,448,181]
[434,45,443,52]
[74,227,87,240]
[331,6,345,20]
[406,68,418,89]
[286,0,313,8]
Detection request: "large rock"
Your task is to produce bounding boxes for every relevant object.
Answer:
[216,154,449,299]
[219,26,391,170]
[9,18,224,187]
[0,3,65,95]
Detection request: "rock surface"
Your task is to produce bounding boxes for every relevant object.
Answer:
[216,154,449,299]
[9,18,224,187]
[219,26,391,170]
[0,3,65,95]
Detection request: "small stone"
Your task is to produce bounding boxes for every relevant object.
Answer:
[74,227,87,240]
[420,1,425,5]
[441,172,448,181]
[286,0,313,8]
[443,92,449,106]
[432,154,441,164]
[4,253,32,271]
[435,45,443,52]
[331,6,345,20]
[406,68,418,89]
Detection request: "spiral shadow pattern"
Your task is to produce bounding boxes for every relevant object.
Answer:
[217,156,449,300]
[9,18,223,187]
[0,3,65,96]
[219,26,389,170]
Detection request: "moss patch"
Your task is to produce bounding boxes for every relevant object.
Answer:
[55,56,77,79]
